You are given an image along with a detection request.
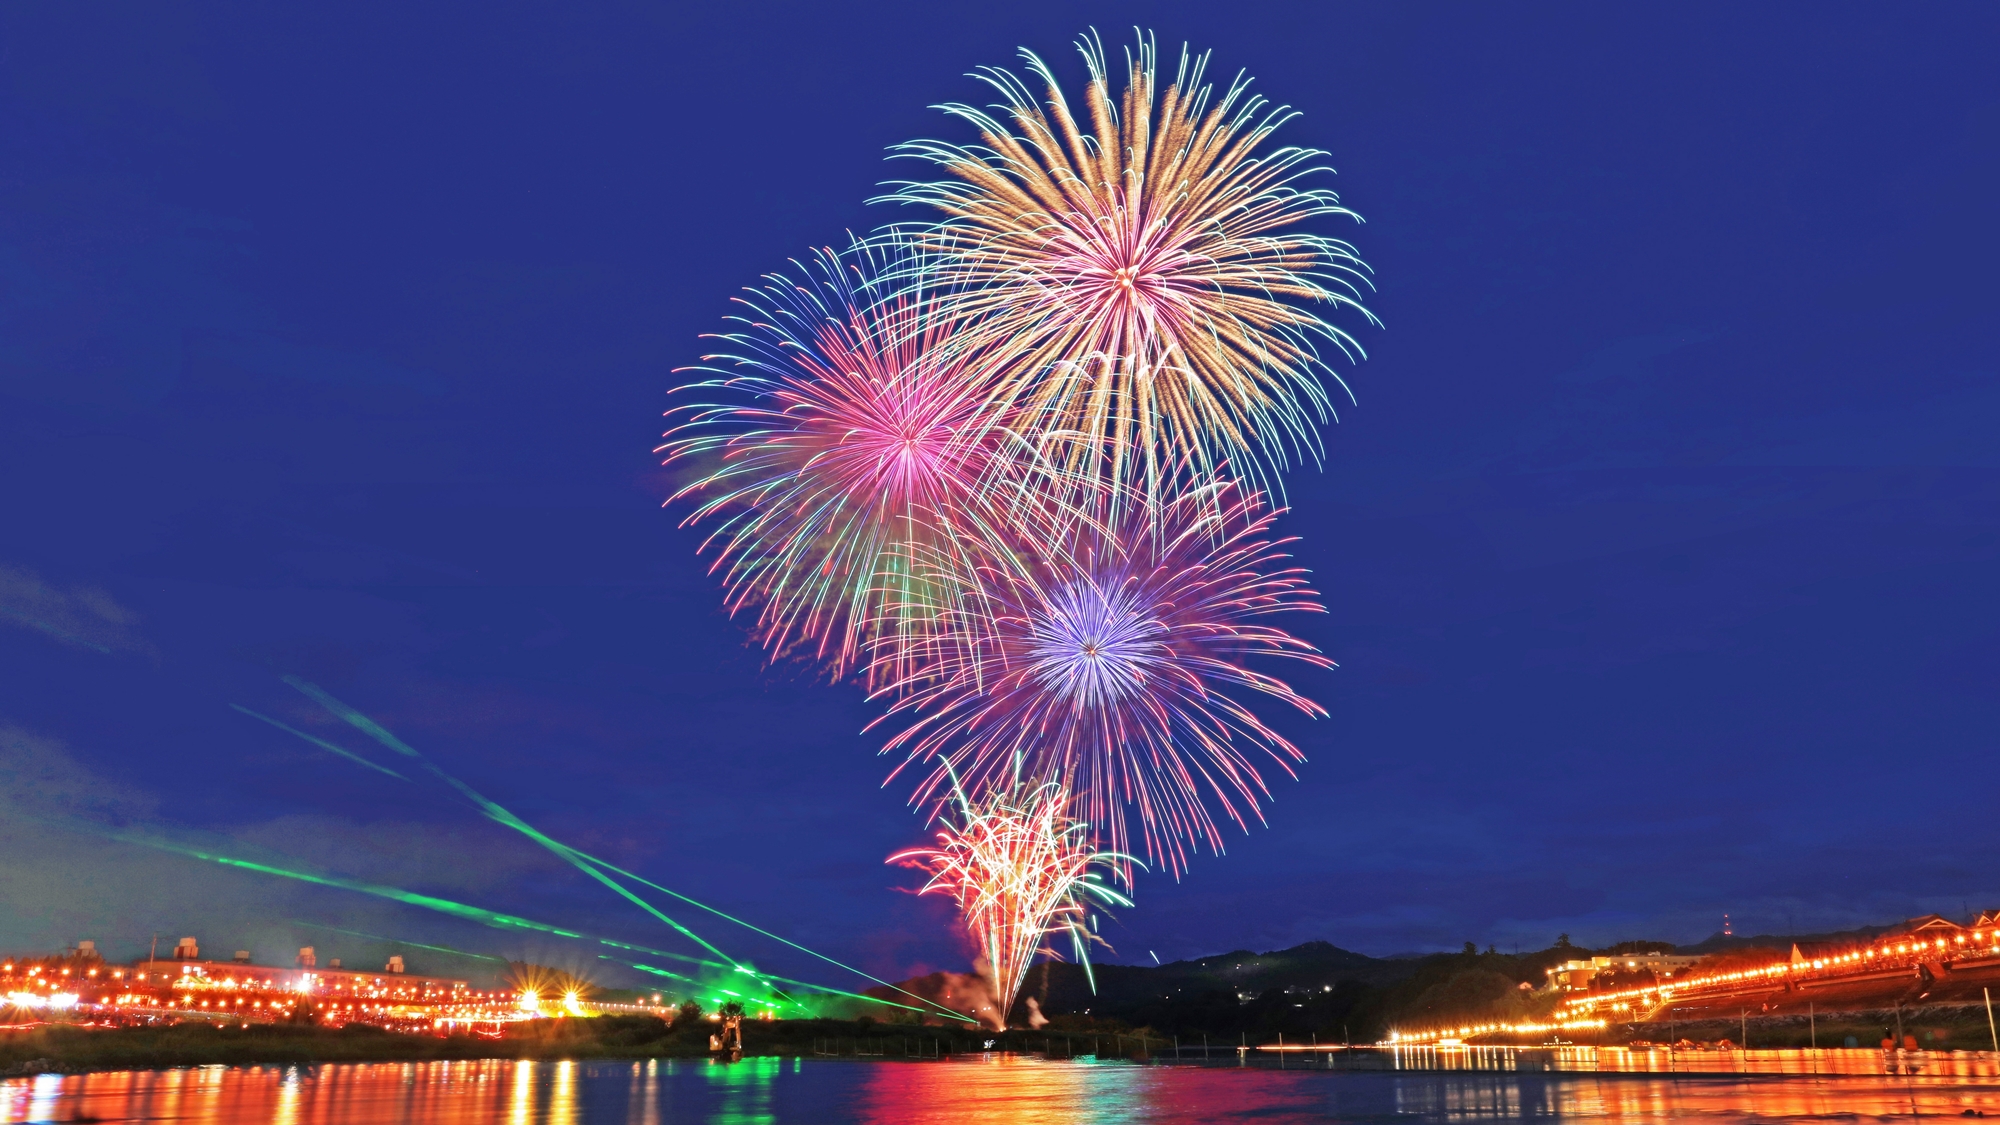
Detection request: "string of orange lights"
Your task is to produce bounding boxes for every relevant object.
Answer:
[1388,927,2000,1045]
[0,954,670,1034]
[1560,928,2000,1021]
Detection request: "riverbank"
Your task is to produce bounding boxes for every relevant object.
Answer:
[14,1008,1993,1077]
[0,1018,1149,1075]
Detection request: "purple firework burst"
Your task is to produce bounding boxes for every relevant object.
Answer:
[872,479,1330,875]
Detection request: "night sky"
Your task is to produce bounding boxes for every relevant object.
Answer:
[2,3,1996,992]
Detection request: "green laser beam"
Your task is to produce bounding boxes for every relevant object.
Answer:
[586,939,931,1017]
[284,677,815,1014]
[603,955,933,1017]
[614,960,791,1012]
[278,678,956,1019]
[232,705,406,780]
[290,920,508,963]
[611,958,696,985]
[588,935,838,1013]
[273,677,956,1022]
[280,677,424,760]
[116,835,584,938]
[593,937,744,975]
[113,834,837,1011]
[572,851,963,1020]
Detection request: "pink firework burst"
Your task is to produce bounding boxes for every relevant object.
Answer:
[661,241,1042,687]
[872,479,1331,875]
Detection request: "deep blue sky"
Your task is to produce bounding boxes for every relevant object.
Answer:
[2,3,1996,990]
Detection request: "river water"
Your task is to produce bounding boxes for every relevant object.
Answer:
[4,1052,1997,1122]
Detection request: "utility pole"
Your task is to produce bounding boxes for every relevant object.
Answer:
[1809,1002,1816,1050]
[1740,1009,1747,1051]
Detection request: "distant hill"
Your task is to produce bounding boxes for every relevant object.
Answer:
[874,938,1590,1039]
[1014,939,1420,1023]
[1679,922,1903,955]
[872,909,1987,1038]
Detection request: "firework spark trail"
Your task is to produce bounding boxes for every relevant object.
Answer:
[874,479,1330,876]
[890,781,1131,1028]
[661,239,1074,689]
[877,30,1376,512]
[250,680,966,1021]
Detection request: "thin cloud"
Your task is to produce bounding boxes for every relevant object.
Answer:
[0,563,152,656]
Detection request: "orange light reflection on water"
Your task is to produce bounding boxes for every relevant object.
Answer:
[4,1053,2000,1123]
[857,1055,1324,1125]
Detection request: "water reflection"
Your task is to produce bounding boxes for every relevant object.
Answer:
[510,1058,539,1124]
[702,1055,781,1125]
[274,1064,303,1125]
[856,1056,1333,1125]
[4,1052,2000,1122]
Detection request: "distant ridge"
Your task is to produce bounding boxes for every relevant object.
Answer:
[870,910,1994,1037]
[1679,921,1905,955]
